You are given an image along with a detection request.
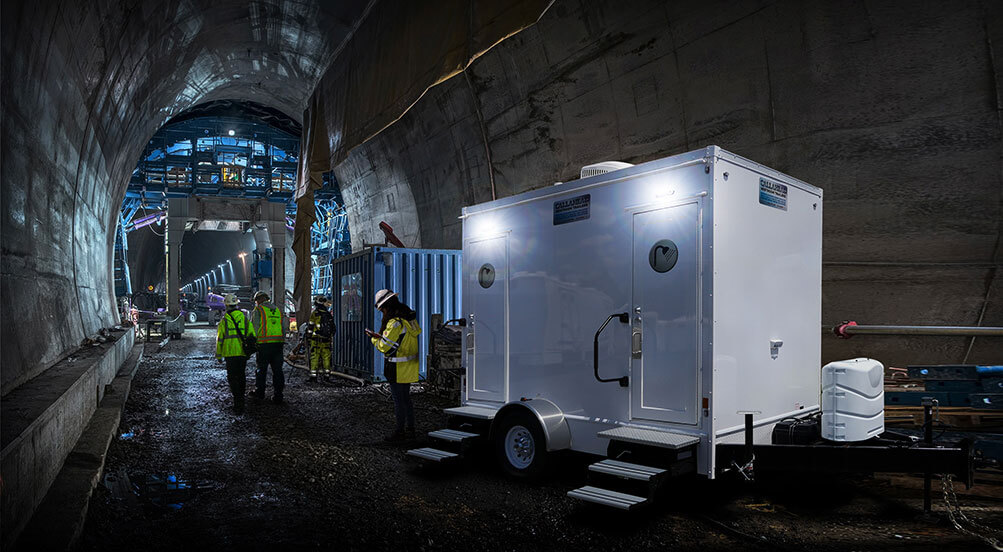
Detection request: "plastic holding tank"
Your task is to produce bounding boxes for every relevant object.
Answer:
[821,358,885,441]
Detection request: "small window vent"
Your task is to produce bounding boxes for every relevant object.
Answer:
[580,161,634,179]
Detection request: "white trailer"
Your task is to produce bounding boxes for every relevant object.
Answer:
[409,146,824,507]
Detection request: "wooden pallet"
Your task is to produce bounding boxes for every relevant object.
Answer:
[884,406,1003,429]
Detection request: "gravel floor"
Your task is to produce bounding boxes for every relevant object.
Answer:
[78,328,1003,551]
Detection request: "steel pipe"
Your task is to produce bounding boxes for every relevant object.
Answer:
[833,320,1003,338]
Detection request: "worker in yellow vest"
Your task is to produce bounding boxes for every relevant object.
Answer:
[216,293,256,415]
[251,291,287,403]
[368,289,421,441]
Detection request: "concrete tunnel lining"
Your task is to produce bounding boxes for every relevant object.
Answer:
[0,0,371,391]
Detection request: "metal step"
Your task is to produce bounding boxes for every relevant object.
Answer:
[428,429,480,442]
[597,426,699,449]
[567,485,648,510]
[588,459,666,481]
[405,447,459,462]
[443,405,498,420]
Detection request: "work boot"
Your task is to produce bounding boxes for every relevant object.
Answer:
[383,431,406,443]
[309,374,318,383]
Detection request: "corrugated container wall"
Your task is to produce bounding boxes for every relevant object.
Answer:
[330,247,462,381]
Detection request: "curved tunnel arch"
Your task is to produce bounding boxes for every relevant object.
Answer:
[3,0,1002,393]
[1,0,370,389]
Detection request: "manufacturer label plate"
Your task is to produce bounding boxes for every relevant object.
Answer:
[759,177,788,211]
[553,194,590,225]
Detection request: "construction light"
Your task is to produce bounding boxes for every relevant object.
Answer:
[228,129,235,136]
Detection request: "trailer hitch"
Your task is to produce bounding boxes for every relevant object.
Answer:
[594,312,630,387]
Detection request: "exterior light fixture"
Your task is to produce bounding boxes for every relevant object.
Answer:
[228,129,235,136]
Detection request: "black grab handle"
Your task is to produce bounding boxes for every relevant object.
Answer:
[594,312,629,387]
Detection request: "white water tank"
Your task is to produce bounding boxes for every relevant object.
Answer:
[821,358,885,442]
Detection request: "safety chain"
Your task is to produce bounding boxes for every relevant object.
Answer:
[941,474,1003,551]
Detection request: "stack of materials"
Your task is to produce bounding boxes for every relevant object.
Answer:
[885,365,1003,429]
[885,365,1002,408]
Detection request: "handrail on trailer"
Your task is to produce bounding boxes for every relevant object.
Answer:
[594,312,630,387]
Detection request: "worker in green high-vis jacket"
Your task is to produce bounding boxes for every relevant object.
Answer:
[216,293,255,415]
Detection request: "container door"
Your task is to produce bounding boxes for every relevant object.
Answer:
[466,235,508,403]
[631,201,701,424]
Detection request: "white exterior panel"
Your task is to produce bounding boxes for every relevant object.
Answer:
[710,151,823,450]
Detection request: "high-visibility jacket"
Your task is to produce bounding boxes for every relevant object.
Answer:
[308,305,335,345]
[252,302,284,344]
[217,308,255,357]
[371,317,421,383]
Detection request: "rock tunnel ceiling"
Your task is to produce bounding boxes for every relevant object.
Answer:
[0,0,372,390]
[2,0,1002,393]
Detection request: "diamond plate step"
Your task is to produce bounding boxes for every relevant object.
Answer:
[588,459,666,481]
[567,485,648,510]
[405,447,459,462]
[597,427,699,449]
[428,429,480,442]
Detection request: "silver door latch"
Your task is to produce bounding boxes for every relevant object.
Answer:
[770,339,783,359]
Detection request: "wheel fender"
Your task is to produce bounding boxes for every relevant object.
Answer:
[494,399,571,452]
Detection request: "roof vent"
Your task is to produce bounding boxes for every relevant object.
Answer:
[580,161,634,179]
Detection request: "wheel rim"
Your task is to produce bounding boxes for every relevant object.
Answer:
[504,425,535,469]
[188,312,196,323]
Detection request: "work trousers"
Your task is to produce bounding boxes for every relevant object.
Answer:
[388,382,415,432]
[310,342,331,376]
[255,343,285,397]
[224,356,248,411]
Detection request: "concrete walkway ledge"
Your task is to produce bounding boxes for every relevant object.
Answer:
[1,328,137,549]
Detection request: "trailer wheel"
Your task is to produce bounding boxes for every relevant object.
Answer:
[494,410,550,479]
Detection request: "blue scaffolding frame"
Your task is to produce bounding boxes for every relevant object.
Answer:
[119,117,351,298]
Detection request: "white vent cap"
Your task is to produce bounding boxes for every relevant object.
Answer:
[581,161,634,179]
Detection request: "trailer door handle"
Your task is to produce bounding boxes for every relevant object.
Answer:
[594,312,629,387]
[632,330,642,359]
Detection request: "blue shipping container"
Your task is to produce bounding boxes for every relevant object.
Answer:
[330,247,462,381]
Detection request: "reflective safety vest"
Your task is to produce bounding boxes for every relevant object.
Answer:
[217,309,255,357]
[371,317,421,383]
[253,303,284,344]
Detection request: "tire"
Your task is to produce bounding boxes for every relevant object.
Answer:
[493,409,550,479]
[187,311,197,324]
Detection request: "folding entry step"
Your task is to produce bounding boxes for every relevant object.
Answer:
[406,428,483,465]
[427,428,480,443]
[596,427,699,449]
[588,459,667,482]
[442,405,497,420]
[405,447,459,462]
[567,485,648,510]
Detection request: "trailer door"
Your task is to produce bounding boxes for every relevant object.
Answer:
[631,201,701,424]
[465,234,509,403]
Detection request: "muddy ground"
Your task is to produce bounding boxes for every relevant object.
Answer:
[78,328,1002,551]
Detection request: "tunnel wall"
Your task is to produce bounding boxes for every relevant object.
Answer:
[331,0,1003,366]
[1,1,353,393]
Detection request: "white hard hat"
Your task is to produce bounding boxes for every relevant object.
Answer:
[224,293,239,306]
[374,289,397,309]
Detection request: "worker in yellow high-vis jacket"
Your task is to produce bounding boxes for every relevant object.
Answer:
[251,291,287,403]
[368,289,421,442]
[216,293,256,415]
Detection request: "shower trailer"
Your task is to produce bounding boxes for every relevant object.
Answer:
[450,146,823,477]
